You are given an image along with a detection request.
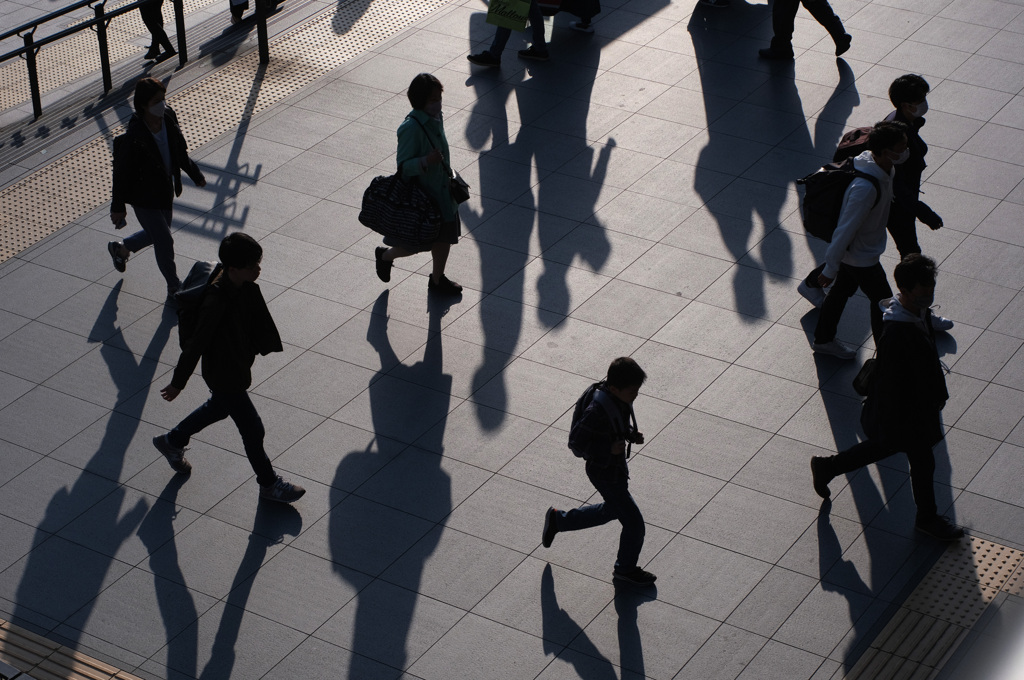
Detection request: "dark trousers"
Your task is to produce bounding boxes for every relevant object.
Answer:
[556,462,645,569]
[887,202,921,261]
[490,0,546,54]
[825,440,937,518]
[808,261,892,345]
[125,206,179,292]
[168,390,277,487]
[139,0,173,52]
[769,0,845,54]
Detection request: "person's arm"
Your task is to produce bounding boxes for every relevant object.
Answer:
[163,292,224,398]
[821,178,876,282]
[569,406,617,467]
[167,108,207,188]
[110,134,132,219]
[396,117,441,177]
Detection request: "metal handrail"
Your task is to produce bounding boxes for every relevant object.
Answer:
[0,0,188,119]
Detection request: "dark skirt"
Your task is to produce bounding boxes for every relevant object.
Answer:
[382,212,461,253]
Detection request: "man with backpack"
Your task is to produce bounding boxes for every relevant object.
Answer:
[797,120,908,360]
[810,254,963,541]
[541,357,655,586]
[153,232,305,504]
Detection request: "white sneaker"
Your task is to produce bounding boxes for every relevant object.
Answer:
[812,339,857,360]
[797,280,826,308]
[931,313,954,331]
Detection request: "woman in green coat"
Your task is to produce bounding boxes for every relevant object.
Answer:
[374,73,463,296]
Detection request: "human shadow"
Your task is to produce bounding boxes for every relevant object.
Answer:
[612,583,649,678]
[196,501,302,678]
[329,290,453,674]
[540,564,617,678]
[11,285,172,639]
[464,7,665,430]
[331,0,372,35]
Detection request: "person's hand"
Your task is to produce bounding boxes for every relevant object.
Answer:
[612,440,626,456]
[633,432,644,445]
[919,204,943,230]
[817,274,834,288]
[424,148,443,166]
[111,211,127,227]
[160,384,180,401]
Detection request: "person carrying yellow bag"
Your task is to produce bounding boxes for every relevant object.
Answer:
[468,0,548,67]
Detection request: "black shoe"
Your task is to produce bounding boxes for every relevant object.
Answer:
[375,246,392,283]
[835,33,852,56]
[153,434,192,474]
[518,47,550,62]
[915,515,964,541]
[260,476,306,503]
[542,507,559,548]
[428,274,463,296]
[154,49,176,63]
[467,51,500,67]
[810,456,833,499]
[613,566,657,585]
[144,45,161,60]
[758,47,794,60]
[108,241,127,273]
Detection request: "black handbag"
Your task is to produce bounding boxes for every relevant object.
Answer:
[852,356,876,397]
[358,170,441,245]
[409,115,471,204]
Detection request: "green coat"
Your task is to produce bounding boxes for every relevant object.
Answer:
[396,109,457,222]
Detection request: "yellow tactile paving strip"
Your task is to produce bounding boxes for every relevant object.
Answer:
[844,536,1024,680]
[0,618,144,680]
[0,0,453,263]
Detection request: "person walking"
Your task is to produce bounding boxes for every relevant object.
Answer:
[374,73,463,296]
[139,0,176,62]
[153,232,305,504]
[541,357,655,586]
[109,77,206,300]
[811,254,963,541]
[758,0,851,60]
[467,0,549,66]
[799,120,908,360]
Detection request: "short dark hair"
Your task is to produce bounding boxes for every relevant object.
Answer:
[134,77,166,113]
[407,73,443,110]
[894,253,937,290]
[867,120,908,154]
[889,74,930,108]
[219,232,263,269]
[607,357,647,389]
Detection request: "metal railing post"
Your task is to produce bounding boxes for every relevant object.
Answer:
[94,2,113,92]
[23,31,42,119]
[173,0,186,66]
[255,0,269,64]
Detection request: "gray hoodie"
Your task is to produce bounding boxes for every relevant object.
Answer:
[823,151,895,279]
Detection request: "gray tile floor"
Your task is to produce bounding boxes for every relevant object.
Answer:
[1,0,1024,678]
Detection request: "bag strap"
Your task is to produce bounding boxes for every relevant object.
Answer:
[407,114,454,179]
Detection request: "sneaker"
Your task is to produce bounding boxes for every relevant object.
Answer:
[835,33,852,57]
[153,434,191,474]
[812,339,857,360]
[915,515,964,541]
[798,279,825,308]
[144,45,161,60]
[542,507,559,548]
[375,246,392,283]
[108,241,127,273]
[931,313,954,332]
[260,476,306,503]
[810,456,833,499]
[428,274,463,296]
[570,20,594,32]
[467,51,500,67]
[613,566,657,585]
[518,47,550,61]
[758,47,794,60]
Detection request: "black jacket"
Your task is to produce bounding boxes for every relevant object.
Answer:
[111,107,204,213]
[171,275,282,392]
[568,387,634,473]
[886,109,939,225]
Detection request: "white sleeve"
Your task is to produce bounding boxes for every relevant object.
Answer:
[823,178,877,279]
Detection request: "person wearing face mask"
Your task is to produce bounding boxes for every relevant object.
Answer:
[109,77,206,299]
[811,254,963,542]
[374,73,463,296]
[799,121,908,360]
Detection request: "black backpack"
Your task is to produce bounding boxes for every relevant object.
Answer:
[174,261,221,349]
[796,157,880,243]
[568,381,637,459]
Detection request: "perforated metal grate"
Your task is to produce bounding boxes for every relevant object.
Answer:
[0,0,454,262]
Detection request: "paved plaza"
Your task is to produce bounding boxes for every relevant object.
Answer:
[1,0,1024,677]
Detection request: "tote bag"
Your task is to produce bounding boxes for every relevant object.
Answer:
[486,0,530,30]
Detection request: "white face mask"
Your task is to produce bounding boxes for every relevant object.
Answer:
[911,100,928,118]
[892,148,910,165]
[148,100,166,118]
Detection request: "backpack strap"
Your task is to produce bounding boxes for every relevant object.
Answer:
[407,114,455,179]
[592,389,638,459]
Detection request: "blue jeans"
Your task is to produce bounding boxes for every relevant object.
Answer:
[168,390,277,486]
[489,0,546,55]
[125,206,179,291]
[556,462,645,569]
